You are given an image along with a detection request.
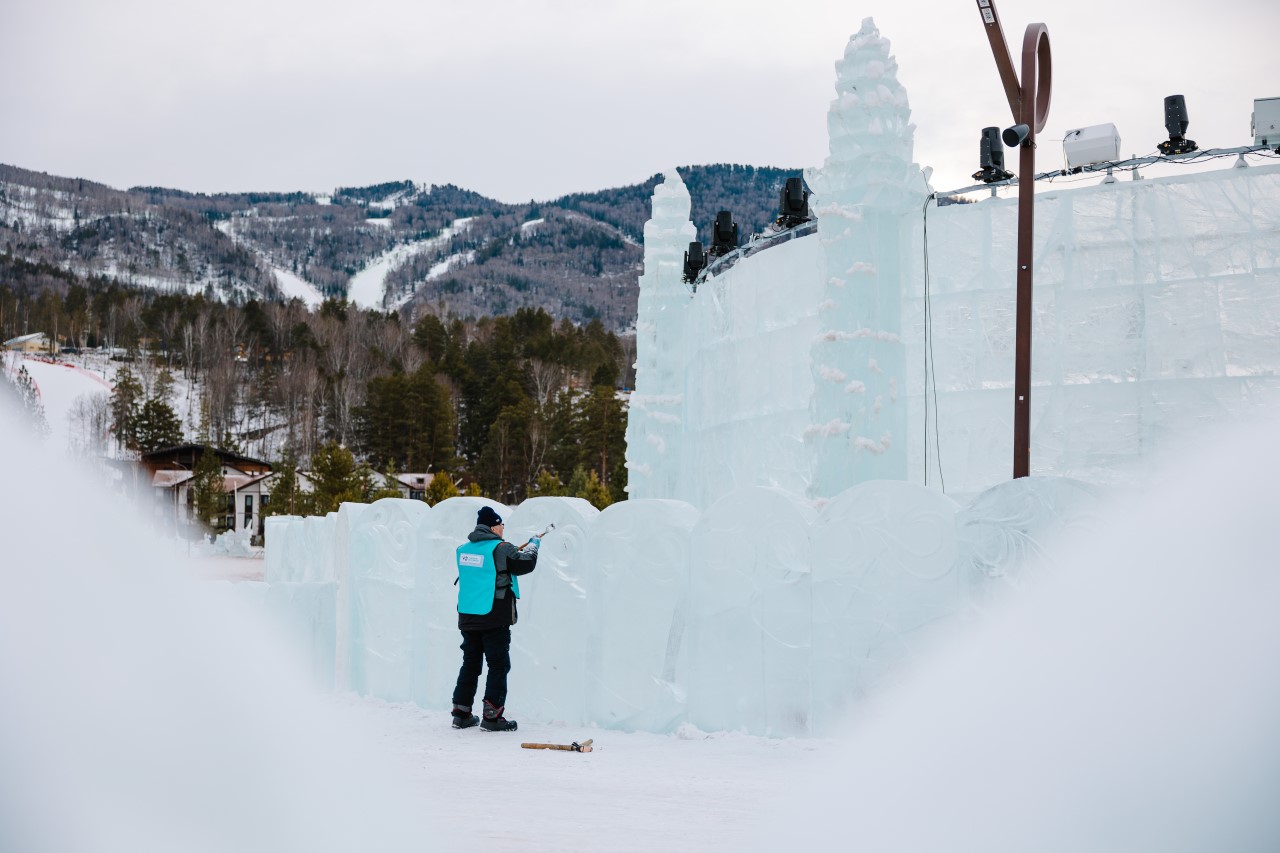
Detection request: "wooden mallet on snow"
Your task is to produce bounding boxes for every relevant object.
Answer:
[521,738,593,753]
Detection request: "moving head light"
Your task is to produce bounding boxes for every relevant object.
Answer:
[1158,94,1198,155]
[776,177,811,229]
[708,211,738,258]
[683,241,706,283]
[973,126,1014,183]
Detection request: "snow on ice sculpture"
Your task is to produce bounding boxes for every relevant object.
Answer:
[506,497,599,724]
[584,499,699,732]
[625,170,695,500]
[346,498,429,703]
[410,496,509,709]
[808,481,960,735]
[805,17,929,498]
[955,476,1102,605]
[687,487,815,737]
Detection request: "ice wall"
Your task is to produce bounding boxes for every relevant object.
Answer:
[905,165,1280,495]
[261,479,1101,737]
[805,17,929,497]
[625,170,696,500]
[680,237,826,505]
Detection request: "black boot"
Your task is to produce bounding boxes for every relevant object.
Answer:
[451,704,479,729]
[480,700,517,732]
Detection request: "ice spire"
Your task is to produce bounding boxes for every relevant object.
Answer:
[805,18,929,497]
[625,171,696,499]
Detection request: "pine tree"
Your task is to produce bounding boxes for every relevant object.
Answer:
[191,444,225,532]
[135,397,183,453]
[568,464,612,509]
[308,442,372,514]
[13,366,51,439]
[110,365,144,450]
[264,450,309,517]
[533,468,565,497]
[578,384,626,488]
[425,470,460,506]
[153,367,176,403]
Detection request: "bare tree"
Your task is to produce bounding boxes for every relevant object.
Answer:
[68,391,112,457]
[527,358,563,409]
[158,310,181,367]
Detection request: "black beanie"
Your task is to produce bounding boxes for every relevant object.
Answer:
[477,506,503,527]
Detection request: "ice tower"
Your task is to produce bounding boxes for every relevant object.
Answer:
[625,171,696,500]
[804,18,930,497]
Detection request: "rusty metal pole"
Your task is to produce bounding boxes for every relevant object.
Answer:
[974,0,1051,479]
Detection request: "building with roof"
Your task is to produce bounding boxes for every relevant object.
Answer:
[141,444,273,538]
[3,333,49,353]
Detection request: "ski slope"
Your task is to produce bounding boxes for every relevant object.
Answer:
[18,356,112,452]
[347,217,473,311]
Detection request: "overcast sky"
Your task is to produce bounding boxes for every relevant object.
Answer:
[2,0,1276,203]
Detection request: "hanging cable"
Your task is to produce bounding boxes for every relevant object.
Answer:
[921,194,945,493]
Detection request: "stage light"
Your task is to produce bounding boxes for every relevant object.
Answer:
[775,178,811,229]
[683,241,706,283]
[973,127,1014,183]
[1158,95,1197,155]
[708,211,738,258]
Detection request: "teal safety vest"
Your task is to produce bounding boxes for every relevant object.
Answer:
[456,539,520,615]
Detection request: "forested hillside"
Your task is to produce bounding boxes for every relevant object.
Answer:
[3,279,631,505]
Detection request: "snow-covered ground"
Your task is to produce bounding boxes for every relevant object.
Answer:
[271,266,326,308]
[340,694,819,852]
[348,217,473,311]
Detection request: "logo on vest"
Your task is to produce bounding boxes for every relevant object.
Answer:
[459,553,485,567]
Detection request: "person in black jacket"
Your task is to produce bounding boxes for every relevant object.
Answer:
[450,505,539,731]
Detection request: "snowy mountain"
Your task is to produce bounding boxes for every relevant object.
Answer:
[1,163,798,329]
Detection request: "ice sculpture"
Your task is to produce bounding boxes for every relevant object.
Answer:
[505,497,598,723]
[261,475,1110,736]
[955,476,1103,604]
[264,581,337,689]
[686,487,815,737]
[628,30,1280,504]
[805,18,929,497]
[263,515,337,688]
[625,170,696,501]
[346,498,429,702]
[808,480,961,735]
[263,517,293,584]
[583,499,699,732]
